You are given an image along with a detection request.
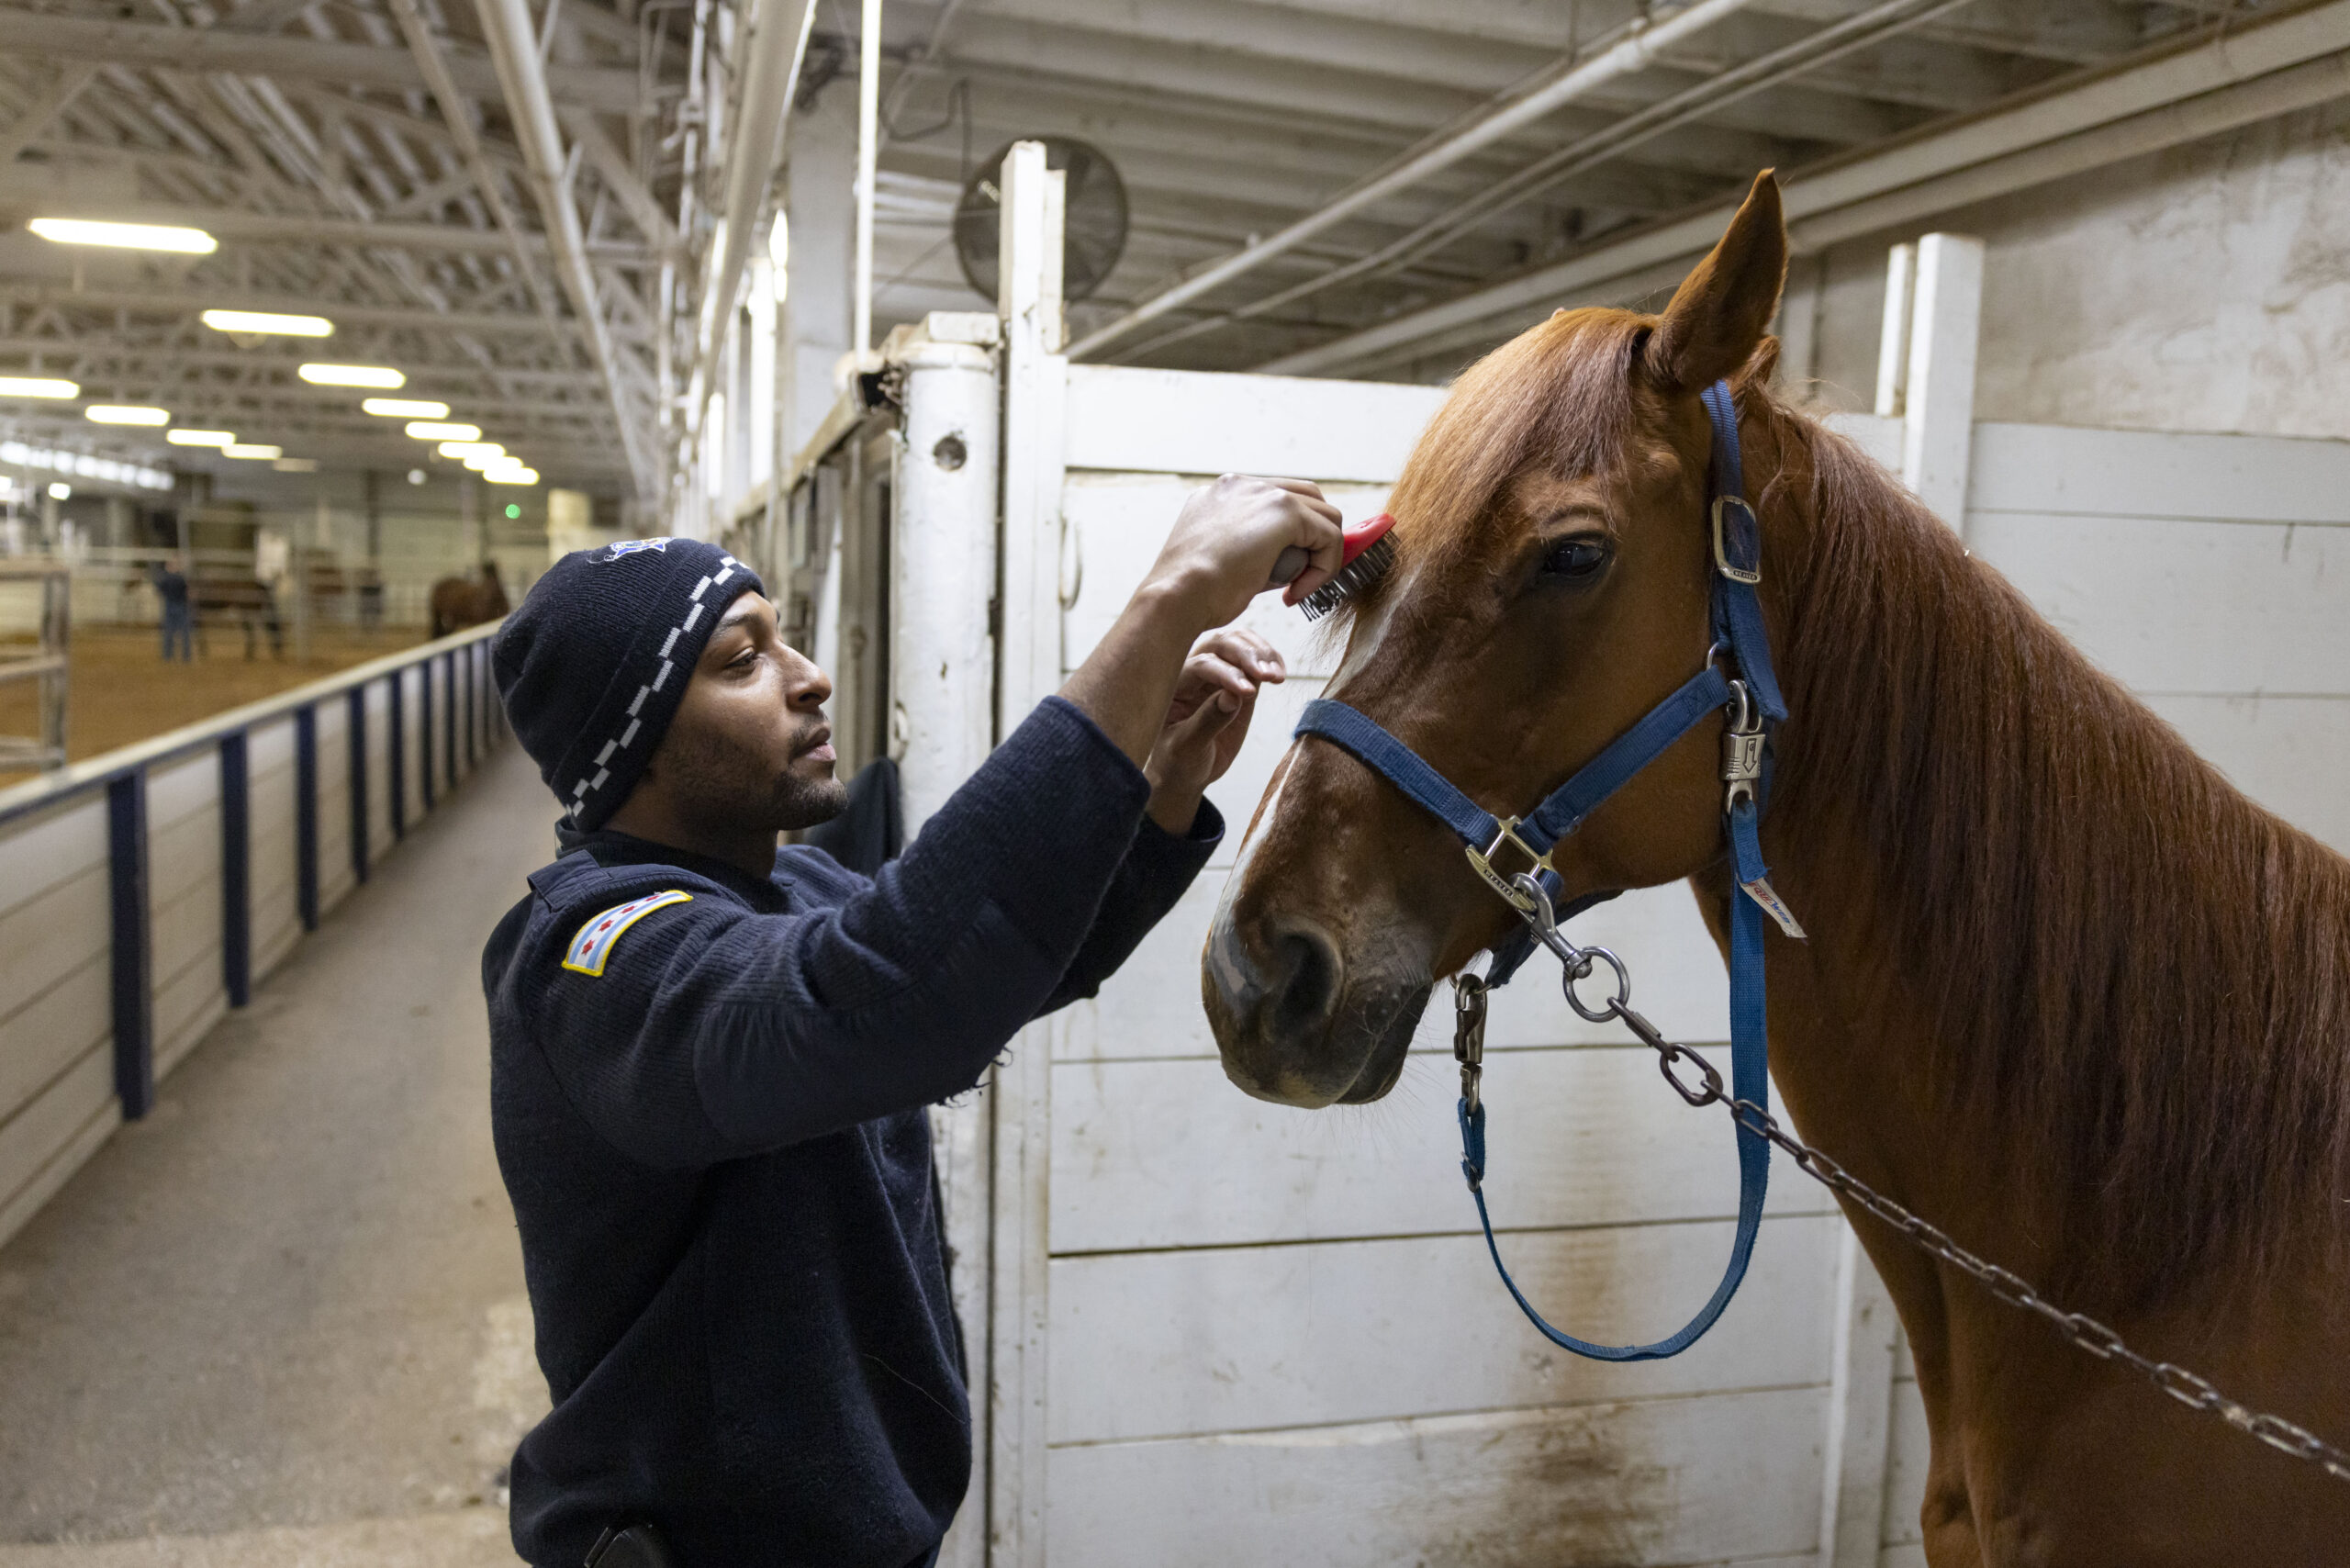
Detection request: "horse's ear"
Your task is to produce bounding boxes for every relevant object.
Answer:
[1642,170,1786,398]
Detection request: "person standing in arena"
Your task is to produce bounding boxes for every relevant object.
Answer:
[483,476,1340,1568]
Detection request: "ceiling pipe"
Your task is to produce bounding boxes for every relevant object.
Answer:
[475,0,655,503]
[1109,0,1979,365]
[1261,0,2350,378]
[382,0,565,341]
[854,0,881,354]
[677,0,819,491]
[1064,0,1769,362]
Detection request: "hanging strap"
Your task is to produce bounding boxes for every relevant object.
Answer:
[1454,798,1774,1360]
[1702,380,1785,724]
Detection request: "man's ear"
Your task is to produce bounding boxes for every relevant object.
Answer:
[1643,170,1788,398]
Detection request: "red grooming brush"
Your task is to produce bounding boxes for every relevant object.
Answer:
[1270,513,1398,622]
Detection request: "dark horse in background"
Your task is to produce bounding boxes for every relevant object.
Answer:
[1205,174,2350,1562]
[429,559,509,638]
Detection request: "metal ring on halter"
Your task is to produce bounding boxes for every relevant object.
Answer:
[1561,944,1630,1023]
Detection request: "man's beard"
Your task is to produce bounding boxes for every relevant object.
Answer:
[657,718,848,834]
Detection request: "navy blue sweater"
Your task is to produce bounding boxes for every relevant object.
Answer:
[483,698,1218,1567]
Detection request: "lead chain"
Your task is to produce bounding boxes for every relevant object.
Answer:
[1580,995,2350,1487]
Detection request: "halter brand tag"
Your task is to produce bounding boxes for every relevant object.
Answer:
[1739,875,1807,940]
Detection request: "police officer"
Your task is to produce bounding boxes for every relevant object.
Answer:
[484,476,1344,1568]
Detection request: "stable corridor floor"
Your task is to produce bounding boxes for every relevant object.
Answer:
[0,743,561,1565]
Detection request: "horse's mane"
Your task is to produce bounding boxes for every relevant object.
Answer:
[1755,386,2350,1303]
[1366,305,2350,1303]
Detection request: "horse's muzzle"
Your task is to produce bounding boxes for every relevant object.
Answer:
[1203,906,1427,1107]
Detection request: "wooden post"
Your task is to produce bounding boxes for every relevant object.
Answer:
[1817,1227,1901,1566]
[988,138,1066,1568]
[295,704,319,931]
[347,686,368,884]
[106,769,152,1119]
[1900,232,1985,530]
[1873,242,1915,420]
[219,732,251,1008]
[387,666,407,840]
[894,309,1003,1568]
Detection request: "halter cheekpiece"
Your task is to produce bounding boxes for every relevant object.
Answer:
[1292,379,1803,1361]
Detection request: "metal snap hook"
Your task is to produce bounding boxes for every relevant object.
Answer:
[1508,872,1591,978]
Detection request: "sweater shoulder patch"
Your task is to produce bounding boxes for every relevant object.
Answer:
[561,890,693,977]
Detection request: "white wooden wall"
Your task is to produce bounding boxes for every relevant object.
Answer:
[1830,408,2350,1568]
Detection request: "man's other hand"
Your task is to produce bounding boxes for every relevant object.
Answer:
[1143,628,1285,834]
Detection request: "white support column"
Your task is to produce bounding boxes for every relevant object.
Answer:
[1873,241,1916,420]
[1817,1228,1901,1568]
[782,89,856,460]
[1774,252,1826,398]
[988,138,1065,1568]
[853,0,881,355]
[1899,232,1985,529]
[893,312,1002,1568]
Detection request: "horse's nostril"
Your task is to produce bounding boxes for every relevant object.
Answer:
[1268,915,1344,1038]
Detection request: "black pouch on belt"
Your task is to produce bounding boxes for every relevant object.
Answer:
[585,1522,680,1568]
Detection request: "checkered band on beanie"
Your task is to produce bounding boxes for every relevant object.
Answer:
[492,536,765,831]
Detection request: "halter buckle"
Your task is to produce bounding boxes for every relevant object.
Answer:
[1464,816,1551,913]
[1711,495,1762,585]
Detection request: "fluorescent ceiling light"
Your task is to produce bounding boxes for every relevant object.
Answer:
[85,405,171,426]
[363,398,449,419]
[439,441,504,460]
[166,429,237,447]
[273,458,319,473]
[484,467,540,485]
[0,376,79,398]
[29,217,217,254]
[221,443,283,459]
[47,481,71,500]
[298,363,404,389]
[202,308,332,337]
[407,420,480,441]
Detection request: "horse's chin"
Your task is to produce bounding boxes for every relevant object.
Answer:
[1217,976,1431,1109]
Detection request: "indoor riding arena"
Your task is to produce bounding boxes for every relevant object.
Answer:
[0,3,2344,1565]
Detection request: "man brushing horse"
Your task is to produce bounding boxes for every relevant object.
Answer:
[480,476,1337,1568]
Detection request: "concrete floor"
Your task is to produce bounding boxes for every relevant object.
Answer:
[0,743,562,1565]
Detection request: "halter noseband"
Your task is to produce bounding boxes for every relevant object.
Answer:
[1291,378,1803,1361]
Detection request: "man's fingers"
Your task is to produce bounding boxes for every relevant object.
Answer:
[1193,629,1285,683]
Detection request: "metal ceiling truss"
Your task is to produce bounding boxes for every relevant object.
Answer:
[0,0,2337,510]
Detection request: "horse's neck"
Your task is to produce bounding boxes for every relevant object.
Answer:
[1742,417,2350,1307]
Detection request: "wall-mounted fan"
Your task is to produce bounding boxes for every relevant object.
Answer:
[953,137,1129,305]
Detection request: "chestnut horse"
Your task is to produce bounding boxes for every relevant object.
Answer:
[1203,173,2350,1562]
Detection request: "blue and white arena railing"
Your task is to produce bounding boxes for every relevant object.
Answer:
[0,621,506,1251]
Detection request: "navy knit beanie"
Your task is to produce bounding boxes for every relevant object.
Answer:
[493,536,765,830]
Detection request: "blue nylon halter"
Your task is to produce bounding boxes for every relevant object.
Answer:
[1293,379,1790,1361]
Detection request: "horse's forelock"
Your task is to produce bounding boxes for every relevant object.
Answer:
[1322,311,1651,643]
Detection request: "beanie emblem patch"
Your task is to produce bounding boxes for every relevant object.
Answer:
[599,536,673,561]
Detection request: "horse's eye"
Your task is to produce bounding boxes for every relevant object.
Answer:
[1540,536,1610,580]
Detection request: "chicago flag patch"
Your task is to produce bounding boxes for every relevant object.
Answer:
[562,890,692,977]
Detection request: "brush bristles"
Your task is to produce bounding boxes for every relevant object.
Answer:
[1299,533,1397,622]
